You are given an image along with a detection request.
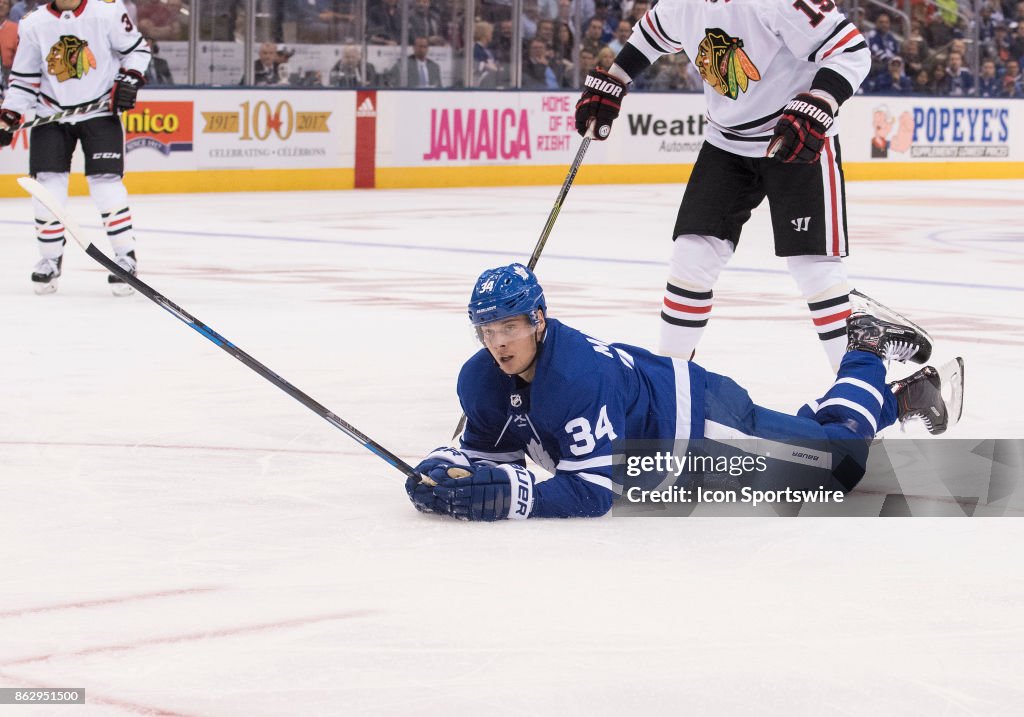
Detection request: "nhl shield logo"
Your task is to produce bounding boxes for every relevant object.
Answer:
[510,394,522,408]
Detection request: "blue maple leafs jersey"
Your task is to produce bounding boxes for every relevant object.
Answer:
[457,318,707,518]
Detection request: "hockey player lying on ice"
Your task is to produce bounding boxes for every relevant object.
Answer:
[406,264,963,521]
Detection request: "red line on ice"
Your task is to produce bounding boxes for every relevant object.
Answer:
[0,669,199,717]
[0,610,376,667]
[0,587,221,620]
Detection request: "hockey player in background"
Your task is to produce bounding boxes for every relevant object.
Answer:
[0,0,149,295]
[574,0,870,372]
[405,264,963,521]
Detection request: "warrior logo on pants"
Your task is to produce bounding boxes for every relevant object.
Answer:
[47,36,97,82]
[696,29,761,100]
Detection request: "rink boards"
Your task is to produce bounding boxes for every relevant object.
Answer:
[0,89,1021,195]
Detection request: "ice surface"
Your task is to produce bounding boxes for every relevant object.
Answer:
[1,180,1022,715]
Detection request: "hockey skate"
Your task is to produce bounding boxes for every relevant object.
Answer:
[107,250,137,297]
[847,289,932,363]
[31,256,62,295]
[889,358,965,435]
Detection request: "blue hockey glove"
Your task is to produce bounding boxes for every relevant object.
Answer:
[413,446,474,476]
[432,464,535,521]
[405,473,449,514]
[407,447,476,514]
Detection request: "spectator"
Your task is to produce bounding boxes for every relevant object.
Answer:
[578,46,597,77]
[875,56,913,93]
[595,45,615,71]
[492,19,514,65]
[521,0,540,41]
[535,19,555,49]
[977,59,1001,95]
[522,36,560,88]
[1000,58,1022,96]
[1011,20,1024,60]
[553,21,574,62]
[979,2,1001,44]
[649,54,701,91]
[143,37,174,85]
[580,16,605,56]
[202,0,239,41]
[410,0,446,46]
[911,67,932,94]
[930,63,952,95]
[901,38,927,77]
[868,13,901,76]
[390,36,442,87]
[947,51,974,95]
[368,0,401,45]
[990,22,1013,62]
[330,45,378,87]
[7,0,36,23]
[473,20,499,87]
[924,13,955,49]
[625,1,649,25]
[588,0,617,45]
[607,20,631,55]
[0,0,17,73]
[252,41,285,85]
[284,0,350,43]
[138,0,189,41]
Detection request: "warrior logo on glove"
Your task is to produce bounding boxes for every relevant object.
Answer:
[767,92,836,163]
[574,68,628,140]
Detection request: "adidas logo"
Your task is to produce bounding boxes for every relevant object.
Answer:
[356,97,376,118]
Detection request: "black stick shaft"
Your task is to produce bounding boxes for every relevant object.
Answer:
[85,243,419,479]
[527,135,591,271]
[451,134,592,441]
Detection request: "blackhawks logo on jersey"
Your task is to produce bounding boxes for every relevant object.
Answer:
[696,28,761,100]
[47,36,97,82]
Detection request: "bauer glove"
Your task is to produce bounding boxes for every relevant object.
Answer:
[430,464,535,521]
[110,70,145,112]
[0,109,22,148]
[575,68,627,140]
[767,92,835,163]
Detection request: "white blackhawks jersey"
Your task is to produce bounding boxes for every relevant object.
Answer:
[2,0,150,123]
[625,0,870,156]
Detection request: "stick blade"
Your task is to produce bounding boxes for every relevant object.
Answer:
[938,356,965,431]
[17,176,92,251]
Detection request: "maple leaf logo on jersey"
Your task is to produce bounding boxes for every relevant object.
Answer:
[47,36,97,82]
[696,28,761,100]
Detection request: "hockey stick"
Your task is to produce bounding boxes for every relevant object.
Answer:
[18,99,112,131]
[17,176,421,482]
[449,130,594,440]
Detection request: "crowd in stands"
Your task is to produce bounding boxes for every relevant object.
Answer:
[858,0,1024,97]
[4,0,1020,94]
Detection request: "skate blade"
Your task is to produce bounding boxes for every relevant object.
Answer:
[938,356,965,430]
[33,280,58,295]
[111,282,135,297]
[849,289,934,350]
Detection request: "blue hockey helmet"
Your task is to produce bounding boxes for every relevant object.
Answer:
[468,263,547,327]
